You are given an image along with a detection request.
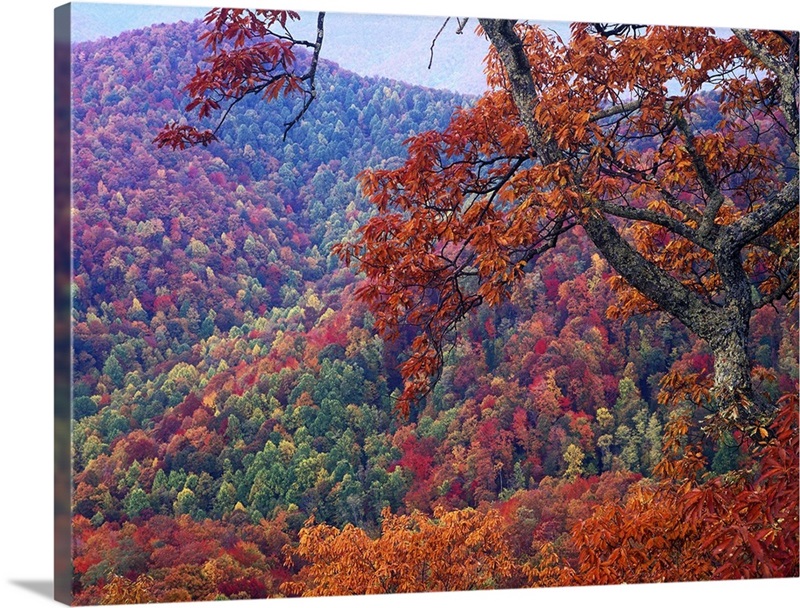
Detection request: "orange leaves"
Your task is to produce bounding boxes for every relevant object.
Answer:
[283,507,515,596]
[571,392,798,584]
[571,481,716,585]
[261,74,301,102]
[522,541,576,587]
[605,273,659,320]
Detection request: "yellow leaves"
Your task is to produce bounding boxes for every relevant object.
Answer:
[202,390,217,410]
[100,575,155,605]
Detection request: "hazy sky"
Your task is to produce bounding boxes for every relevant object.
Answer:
[68,2,569,95]
[71,2,207,41]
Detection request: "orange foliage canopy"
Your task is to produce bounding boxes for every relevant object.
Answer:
[282,506,514,595]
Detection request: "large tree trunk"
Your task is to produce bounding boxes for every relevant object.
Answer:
[478,18,769,427]
[708,315,752,406]
[707,243,759,423]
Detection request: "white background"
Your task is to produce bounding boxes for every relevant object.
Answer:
[1,1,798,607]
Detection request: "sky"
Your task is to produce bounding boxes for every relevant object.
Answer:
[64,1,771,97]
[67,2,575,95]
[70,2,206,40]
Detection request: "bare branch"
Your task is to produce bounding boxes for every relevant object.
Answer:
[428,17,451,70]
[282,12,326,139]
[589,23,646,38]
[719,175,798,250]
[590,99,642,122]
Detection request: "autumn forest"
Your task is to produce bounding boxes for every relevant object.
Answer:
[62,8,798,605]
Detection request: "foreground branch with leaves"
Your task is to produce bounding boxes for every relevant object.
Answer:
[341,22,798,423]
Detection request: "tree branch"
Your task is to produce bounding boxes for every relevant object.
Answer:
[479,19,558,163]
[718,175,798,250]
[590,99,642,122]
[674,113,728,239]
[597,201,707,247]
[428,18,451,70]
[732,28,799,142]
[282,12,326,139]
[655,186,706,226]
[581,211,719,337]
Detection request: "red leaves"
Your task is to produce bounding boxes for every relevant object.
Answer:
[155,9,312,149]
[199,9,301,53]
[153,123,216,150]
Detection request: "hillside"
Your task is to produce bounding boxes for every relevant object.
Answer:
[66,17,798,604]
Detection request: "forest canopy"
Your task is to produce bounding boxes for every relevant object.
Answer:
[64,7,799,604]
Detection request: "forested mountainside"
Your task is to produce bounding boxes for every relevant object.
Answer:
[68,18,798,604]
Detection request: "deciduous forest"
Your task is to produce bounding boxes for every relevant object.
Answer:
[67,9,797,604]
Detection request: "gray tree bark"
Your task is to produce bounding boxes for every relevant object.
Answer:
[478,19,798,426]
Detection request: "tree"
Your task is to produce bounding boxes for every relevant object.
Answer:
[123,486,150,520]
[562,443,585,479]
[102,353,125,388]
[282,506,514,595]
[340,21,798,428]
[157,11,797,433]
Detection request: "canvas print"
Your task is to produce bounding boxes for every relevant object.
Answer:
[55,2,799,605]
